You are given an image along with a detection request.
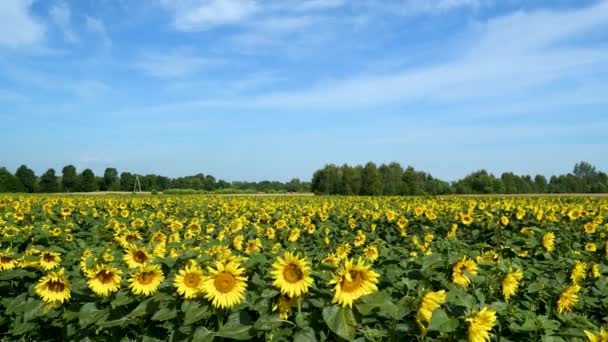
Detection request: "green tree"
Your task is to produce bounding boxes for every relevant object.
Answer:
[102,167,120,191]
[120,172,135,191]
[62,165,78,192]
[339,164,355,195]
[534,175,548,193]
[15,165,37,193]
[79,169,97,192]
[0,167,24,192]
[39,168,59,193]
[361,162,382,195]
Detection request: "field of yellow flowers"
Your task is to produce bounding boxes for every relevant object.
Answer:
[1,195,607,341]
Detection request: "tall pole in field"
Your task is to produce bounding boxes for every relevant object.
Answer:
[134,175,142,193]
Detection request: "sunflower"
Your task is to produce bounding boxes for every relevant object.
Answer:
[39,251,62,270]
[271,252,313,298]
[353,231,366,247]
[330,258,379,308]
[322,253,339,266]
[452,257,478,288]
[568,209,581,220]
[124,246,150,269]
[87,265,122,296]
[416,290,446,335]
[542,232,555,252]
[174,264,204,299]
[336,243,351,260]
[557,284,580,314]
[0,248,18,271]
[245,239,262,254]
[128,264,165,296]
[397,217,409,229]
[499,216,509,226]
[461,214,473,225]
[273,294,297,319]
[232,235,244,251]
[584,326,608,342]
[363,246,379,262]
[571,261,587,284]
[385,210,396,222]
[585,243,597,252]
[502,269,524,300]
[265,228,276,239]
[201,261,247,309]
[35,268,71,304]
[591,264,601,278]
[466,307,496,342]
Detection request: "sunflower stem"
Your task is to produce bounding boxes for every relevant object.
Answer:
[297,297,302,315]
[216,310,224,330]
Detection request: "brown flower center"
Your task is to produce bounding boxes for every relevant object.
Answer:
[133,251,147,263]
[96,270,116,284]
[43,253,56,263]
[341,270,364,293]
[184,273,201,288]
[0,256,14,264]
[214,272,236,293]
[47,280,66,292]
[137,271,156,285]
[282,264,303,283]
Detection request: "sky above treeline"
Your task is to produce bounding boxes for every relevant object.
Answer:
[1,0,607,182]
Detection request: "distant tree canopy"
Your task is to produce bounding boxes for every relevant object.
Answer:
[0,165,311,194]
[310,161,608,195]
[0,161,606,195]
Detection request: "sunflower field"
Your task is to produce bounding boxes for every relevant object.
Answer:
[1,195,608,341]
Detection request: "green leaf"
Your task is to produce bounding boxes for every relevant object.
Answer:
[111,290,134,307]
[128,298,157,318]
[356,291,401,319]
[151,306,177,321]
[0,269,36,280]
[254,315,287,331]
[427,309,459,333]
[215,313,252,340]
[10,319,36,335]
[323,305,356,341]
[294,327,318,342]
[182,302,210,325]
[79,302,109,328]
[193,327,215,342]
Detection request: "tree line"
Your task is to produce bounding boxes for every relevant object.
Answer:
[311,161,608,195]
[0,165,310,193]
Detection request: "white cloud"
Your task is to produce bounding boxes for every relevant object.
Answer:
[85,16,111,48]
[0,0,45,48]
[127,1,608,115]
[134,50,211,78]
[397,0,483,15]
[50,1,78,43]
[161,0,258,31]
[295,0,345,11]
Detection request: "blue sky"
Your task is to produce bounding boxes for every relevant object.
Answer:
[1,0,607,182]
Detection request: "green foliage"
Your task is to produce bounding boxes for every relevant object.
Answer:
[0,167,24,192]
[15,165,36,193]
[61,165,78,192]
[39,168,58,193]
[79,169,98,192]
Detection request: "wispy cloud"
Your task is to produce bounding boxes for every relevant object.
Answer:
[134,50,212,78]
[85,16,112,48]
[294,0,346,11]
[0,0,45,48]
[395,0,484,15]
[50,1,79,43]
[160,0,258,31]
